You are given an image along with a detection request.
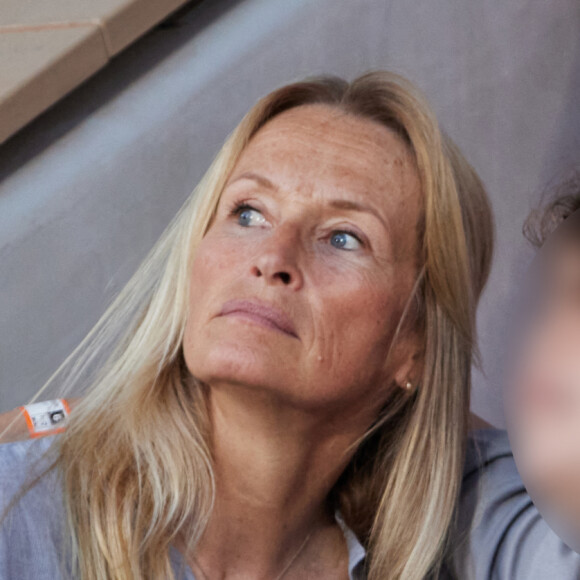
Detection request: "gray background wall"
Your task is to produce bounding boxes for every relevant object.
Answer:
[1,0,580,425]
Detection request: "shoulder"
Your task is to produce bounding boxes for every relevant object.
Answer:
[460,428,520,505]
[0,436,69,579]
[464,428,513,474]
[451,428,580,579]
[0,435,58,504]
[0,434,57,473]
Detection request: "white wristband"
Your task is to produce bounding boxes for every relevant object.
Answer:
[20,399,70,437]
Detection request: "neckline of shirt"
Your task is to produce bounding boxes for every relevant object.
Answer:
[169,511,366,579]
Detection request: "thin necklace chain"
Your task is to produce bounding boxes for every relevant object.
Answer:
[191,529,314,580]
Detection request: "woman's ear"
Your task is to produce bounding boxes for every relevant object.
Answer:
[393,340,424,393]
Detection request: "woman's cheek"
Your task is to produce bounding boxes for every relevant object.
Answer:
[195,231,248,279]
[315,279,398,370]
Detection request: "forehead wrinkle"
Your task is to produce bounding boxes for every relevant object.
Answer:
[241,127,411,208]
[258,112,408,178]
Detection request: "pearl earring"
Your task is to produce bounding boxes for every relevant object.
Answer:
[404,380,413,391]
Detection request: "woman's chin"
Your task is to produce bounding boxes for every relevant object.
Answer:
[186,341,292,390]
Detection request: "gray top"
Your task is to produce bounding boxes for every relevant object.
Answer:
[449,429,580,579]
[1,429,579,579]
[0,435,364,580]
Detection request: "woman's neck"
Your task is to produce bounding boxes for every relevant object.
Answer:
[182,382,374,579]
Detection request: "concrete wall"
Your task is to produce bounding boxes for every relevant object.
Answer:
[1,0,580,425]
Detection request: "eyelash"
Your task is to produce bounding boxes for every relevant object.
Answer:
[227,200,366,248]
[228,201,255,217]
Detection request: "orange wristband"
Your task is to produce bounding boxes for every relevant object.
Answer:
[19,399,71,438]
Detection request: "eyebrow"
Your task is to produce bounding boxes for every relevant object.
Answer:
[228,171,278,191]
[328,199,389,231]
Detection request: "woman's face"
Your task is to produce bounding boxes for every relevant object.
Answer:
[509,232,580,547]
[183,104,422,418]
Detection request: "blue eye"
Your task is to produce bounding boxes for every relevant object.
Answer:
[330,231,361,251]
[237,206,266,227]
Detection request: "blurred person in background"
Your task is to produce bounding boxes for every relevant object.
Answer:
[506,175,580,554]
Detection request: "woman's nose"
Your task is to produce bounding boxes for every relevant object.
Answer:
[251,226,304,289]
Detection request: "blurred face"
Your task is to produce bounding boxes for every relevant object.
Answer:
[508,228,580,548]
[183,105,422,417]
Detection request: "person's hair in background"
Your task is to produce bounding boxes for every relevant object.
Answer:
[5,72,494,580]
[523,168,580,247]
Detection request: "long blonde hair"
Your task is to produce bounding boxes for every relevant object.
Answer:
[21,71,494,580]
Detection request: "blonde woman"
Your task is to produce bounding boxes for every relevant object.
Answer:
[0,72,494,580]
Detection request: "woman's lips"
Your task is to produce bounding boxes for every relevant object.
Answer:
[218,299,299,339]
